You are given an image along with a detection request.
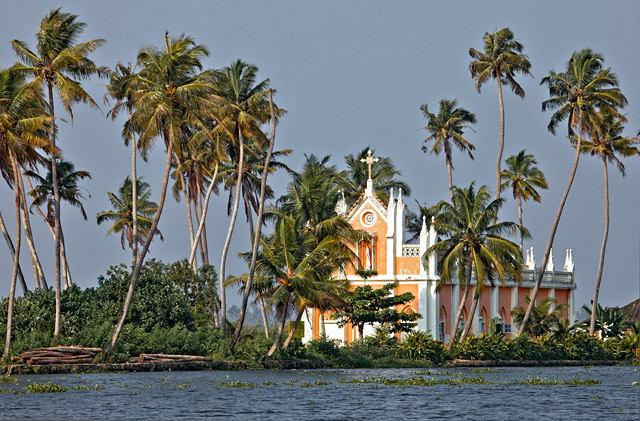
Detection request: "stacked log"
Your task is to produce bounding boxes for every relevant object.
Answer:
[129,353,213,363]
[20,346,101,365]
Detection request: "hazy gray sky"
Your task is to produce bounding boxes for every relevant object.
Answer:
[1,1,639,310]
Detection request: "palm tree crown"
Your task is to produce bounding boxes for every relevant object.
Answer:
[420,99,476,197]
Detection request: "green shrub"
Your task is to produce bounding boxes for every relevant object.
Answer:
[395,331,447,363]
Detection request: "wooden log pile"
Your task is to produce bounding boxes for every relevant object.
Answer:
[129,353,213,363]
[20,346,102,365]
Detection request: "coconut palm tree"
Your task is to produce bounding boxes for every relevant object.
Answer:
[26,159,91,288]
[427,183,524,351]
[0,66,49,357]
[105,63,142,266]
[469,28,532,200]
[341,147,411,205]
[11,8,108,338]
[511,295,567,337]
[250,211,351,357]
[96,177,163,265]
[579,111,639,335]
[500,150,548,250]
[211,60,285,335]
[420,99,476,200]
[406,201,439,243]
[105,32,213,356]
[518,49,627,335]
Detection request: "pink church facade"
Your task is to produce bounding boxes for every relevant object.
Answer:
[304,180,576,344]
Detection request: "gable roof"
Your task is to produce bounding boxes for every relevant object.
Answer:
[347,191,388,223]
[622,298,640,323]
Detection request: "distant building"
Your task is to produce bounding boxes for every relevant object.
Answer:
[304,156,576,343]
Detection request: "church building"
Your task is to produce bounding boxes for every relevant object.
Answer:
[303,151,577,344]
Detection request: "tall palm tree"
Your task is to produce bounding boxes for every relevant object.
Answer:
[469,27,533,200]
[96,177,163,265]
[427,183,523,351]
[518,49,627,335]
[500,150,548,250]
[341,147,411,205]
[11,8,108,338]
[0,66,49,357]
[105,63,141,266]
[211,60,284,335]
[406,201,439,243]
[26,159,91,288]
[105,32,213,356]
[579,111,639,335]
[420,99,476,200]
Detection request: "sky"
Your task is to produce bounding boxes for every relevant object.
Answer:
[0,1,639,311]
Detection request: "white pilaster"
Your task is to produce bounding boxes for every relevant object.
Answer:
[490,285,499,320]
[395,188,405,257]
[428,280,438,337]
[428,217,437,278]
[511,286,518,312]
[569,289,576,326]
[549,288,555,311]
[303,308,314,343]
[417,282,428,332]
[451,284,460,334]
[386,188,396,277]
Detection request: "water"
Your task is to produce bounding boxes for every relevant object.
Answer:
[0,366,637,420]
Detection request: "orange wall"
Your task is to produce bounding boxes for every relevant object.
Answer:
[440,285,451,334]
[498,288,512,323]
[555,289,570,318]
[518,287,530,308]
[396,257,420,275]
[538,289,549,301]
[396,284,419,313]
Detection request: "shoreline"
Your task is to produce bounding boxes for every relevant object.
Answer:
[0,359,631,375]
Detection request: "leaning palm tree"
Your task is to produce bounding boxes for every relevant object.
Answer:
[341,147,411,205]
[579,111,639,335]
[427,183,524,351]
[518,49,627,335]
[11,8,108,338]
[26,159,91,288]
[420,99,476,200]
[105,32,213,356]
[211,60,284,336]
[500,150,548,250]
[0,66,49,357]
[96,177,163,265]
[469,27,533,200]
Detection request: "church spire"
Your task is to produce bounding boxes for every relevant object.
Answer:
[361,149,379,197]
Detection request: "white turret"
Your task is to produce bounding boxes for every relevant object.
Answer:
[386,188,395,237]
[395,188,405,256]
[335,189,347,216]
[419,216,428,277]
[546,248,555,272]
[529,246,536,269]
[428,216,437,278]
[563,249,574,272]
[525,248,531,269]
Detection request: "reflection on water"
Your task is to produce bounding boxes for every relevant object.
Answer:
[1,366,637,420]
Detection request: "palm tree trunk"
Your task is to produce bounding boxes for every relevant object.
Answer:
[4,153,22,358]
[48,83,62,339]
[130,124,138,267]
[518,111,583,335]
[24,177,49,289]
[188,162,218,267]
[0,210,27,293]
[517,195,523,251]
[590,159,609,335]
[259,296,269,338]
[176,161,196,270]
[60,228,72,288]
[266,302,288,358]
[446,157,454,201]
[447,255,472,352]
[106,146,173,356]
[18,169,44,289]
[282,307,304,350]
[320,313,326,336]
[229,92,277,350]
[194,195,206,265]
[495,73,505,201]
[460,292,479,342]
[219,127,245,336]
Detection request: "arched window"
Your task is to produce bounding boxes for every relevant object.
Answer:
[357,233,377,272]
[480,308,488,334]
[500,307,512,334]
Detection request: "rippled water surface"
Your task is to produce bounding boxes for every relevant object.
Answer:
[0,366,637,420]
